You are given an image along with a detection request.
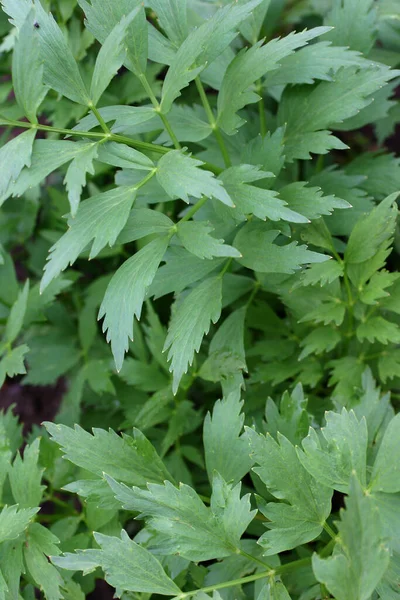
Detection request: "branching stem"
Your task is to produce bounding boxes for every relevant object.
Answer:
[195,77,231,167]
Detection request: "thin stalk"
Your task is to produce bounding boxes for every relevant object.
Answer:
[331,249,354,344]
[88,102,111,134]
[138,73,181,150]
[195,77,231,167]
[323,522,337,541]
[178,196,208,224]
[0,117,222,175]
[238,549,273,570]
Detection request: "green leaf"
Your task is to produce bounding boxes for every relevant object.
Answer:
[1,0,32,29]
[0,505,38,543]
[33,1,90,105]
[23,523,63,600]
[147,0,188,46]
[220,166,308,223]
[359,271,399,305]
[106,473,255,562]
[97,141,155,171]
[177,221,241,259]
[217,26,330,134]
[160,0,263,112]
[345,193,398,264]
[278,181,351,220]
[56,530,182,596]
[346,152,400,200]
[279,66,398,160]
[312,478,390,600]
[299,409,368,493]
[241,128,285,179]
[99,236,169,371]
[22,332,79,386]
[298,326,341,360]
[41,186,136,291]
[263,41,369,87]
[89,8,141,106]
[0,345,29,388]
[4,280,29,345]
[378,350,400,384]
[370,414,400,493]
[296,261,344,287]
[44,422,172,486]
[239,0,271,44]
[264,384,309,446]
[63,142,99,217]
[117,208,174,244]
[0,129,36,206]
[164,276,223,393]
[203,392,253,485]
[157,150,233,206]
[324,0,377,54]
[12,10,48,123]
[356,316,400,345]
[234,221,328,274]
[79,0,147,76]
[9,438,44,508]
[247,428,332,555]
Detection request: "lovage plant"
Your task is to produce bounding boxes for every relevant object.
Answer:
[0,0,399,598]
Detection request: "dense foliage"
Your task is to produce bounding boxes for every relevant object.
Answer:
[0,0,400,598]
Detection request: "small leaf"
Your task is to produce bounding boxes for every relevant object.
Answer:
[5,280,29,345]
[9,438,45,508]
[63,142,99,217]
[0,129,36,206]
[177,221,241,259]
[0,505,38,543]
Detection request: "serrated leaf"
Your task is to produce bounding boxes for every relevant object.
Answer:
[247,428,332,555]
[378,350,400,384]
[160,0,263,112]
[0,129,36,206]
[106,473,255,562]
[300,300,346,327]
[33,1,90,105]
[345,193,398,264]
[297,261,344,287]
[55,530,182,596]
[97,141,155,171]
[312,477,389,600]
[324,0,377,54]
[234,221,328,274]
[299,409,368,493]
[370,414,400,493]
[298,327,341,360]
[359,271,399,305]
[157,150,233,206]
[1,0,32,29]
[204,392,253,485]
[117,208,174,244]
[63,142,99,217]
[24,524,62,600]
[99,236,168,371]
[4,280,29,345]
[220,165,307,223]
[0,345,29,388]
[41,186,136,291]
[356,316,400,344]
[0,505,38,543]
[164,276,222,393]
[90,8,140,106]
[44,422,172,486]
[279,181,351,220]
[217,27,330,134]
[241,128,285,179]
[346,152,400,200]
[177,221,240,259]
[147,0,188,46]
[9,438,45,508]
[264,384,309,446]
[12,9,48,122]
[239,0,271,44]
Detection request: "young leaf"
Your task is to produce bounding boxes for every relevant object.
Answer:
[41,186,136,291]
[44,422,172,486]
[299,409,368,493]
[247,428,332,555]
[164,276,223,393]
[177,221,241,259]
[204,393,253,485]
[0,345,29,388]
[33,1,90,105]
[234,221,328,274]
[157,150,233,206]
[9,438,44,508]
[312,478,389,600]
[12,10,48,122]
[99,236,169,371]
[0,505,38,543]
[0,129,36,206]
[89,8,141,106]
[217,26,331,134]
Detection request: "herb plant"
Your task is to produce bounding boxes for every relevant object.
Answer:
[0,0,399,598]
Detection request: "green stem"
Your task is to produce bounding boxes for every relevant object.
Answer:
[178,196,208,224]
[219,257,233,278]
[88,103,111,134]
[138,73,181,150]
[238,549,273,570]
[0,118,222,175]
[323,522,337,541]
[331,249,354,345]
[257,81,267,137]
[194,77,231,167]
